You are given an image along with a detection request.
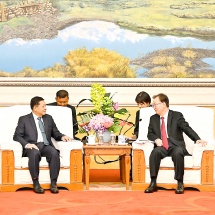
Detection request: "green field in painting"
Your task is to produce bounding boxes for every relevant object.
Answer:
[1,0,215,39]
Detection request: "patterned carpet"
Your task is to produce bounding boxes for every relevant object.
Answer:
[0,189,215,215]
[0,169,215,214]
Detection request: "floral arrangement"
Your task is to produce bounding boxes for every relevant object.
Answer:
[77,83,133,135]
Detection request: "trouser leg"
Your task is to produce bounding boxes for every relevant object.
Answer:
[26,148,41,180]
[41,145,60,182]
[149,147,167,178]
[169,146,185,181]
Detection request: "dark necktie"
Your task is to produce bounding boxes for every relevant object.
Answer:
[37,117,49,145]
[161,117,168,150]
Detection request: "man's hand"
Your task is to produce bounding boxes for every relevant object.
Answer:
[26,143,39,150]
[196,140,208,147]
[61,135,72,142]
[155,138,163,146]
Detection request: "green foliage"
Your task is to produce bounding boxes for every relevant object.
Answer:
[77,83,130,135]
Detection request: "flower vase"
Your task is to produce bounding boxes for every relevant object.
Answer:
[97,130,111,143]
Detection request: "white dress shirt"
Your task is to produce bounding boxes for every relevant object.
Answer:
[32,113,44,142]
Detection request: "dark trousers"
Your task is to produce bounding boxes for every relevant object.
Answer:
[149,140,185,181]
[25,142,60,182]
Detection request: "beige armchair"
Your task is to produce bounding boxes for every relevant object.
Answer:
[0,105,83,192]
[132,106,215,191]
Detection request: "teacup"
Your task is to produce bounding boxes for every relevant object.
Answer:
[86,135,96,144]
[118,134,126,144]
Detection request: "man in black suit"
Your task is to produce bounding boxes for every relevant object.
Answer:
[13,96,72,194]
[47,90,79,139]
[145,93,207,194]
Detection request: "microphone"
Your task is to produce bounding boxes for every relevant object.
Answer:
[123,118,142,136]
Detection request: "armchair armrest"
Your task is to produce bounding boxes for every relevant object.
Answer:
[192,143,215,167]
[0,141,23,168]
[132,141,154,166]
[57,140,83,167]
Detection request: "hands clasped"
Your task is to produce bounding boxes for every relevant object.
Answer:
[26,143,39,150]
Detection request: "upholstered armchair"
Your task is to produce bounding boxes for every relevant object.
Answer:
[132,106,215,191]
[0,105,83,192]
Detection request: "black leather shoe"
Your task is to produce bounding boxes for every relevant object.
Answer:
[34,185,45,194]
[50,185,59,194]
[175,182,184,194]
[144,181,157,193]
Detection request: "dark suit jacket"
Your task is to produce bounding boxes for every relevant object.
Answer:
[133,110,140,138]
[13,113,64,156]
[47,102,78,137]
[147,109,200,154]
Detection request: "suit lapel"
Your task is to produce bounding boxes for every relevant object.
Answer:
[167,110,173,135]
[29,113,38,138]
[42,115,49,135]
[155,114,161,137]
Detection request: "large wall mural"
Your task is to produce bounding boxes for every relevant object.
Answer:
[0,0,215,78]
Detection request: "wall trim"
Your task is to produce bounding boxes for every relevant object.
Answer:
[0,78,215,106]
[1,77,215,87]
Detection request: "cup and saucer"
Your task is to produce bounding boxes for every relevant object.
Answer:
[86,135,97,145]
[117,135,128,145]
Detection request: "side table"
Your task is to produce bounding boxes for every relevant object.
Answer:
[83,143,132,190]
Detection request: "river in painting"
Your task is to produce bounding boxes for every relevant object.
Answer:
[0,20,215,77]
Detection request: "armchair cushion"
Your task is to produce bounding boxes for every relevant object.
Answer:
[133,142,215,168]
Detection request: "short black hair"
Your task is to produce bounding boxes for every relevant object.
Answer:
[30,96,44,110]
[135,91,151,104]
[56,90,69,98]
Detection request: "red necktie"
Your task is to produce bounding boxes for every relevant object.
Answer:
[161,117,168,150]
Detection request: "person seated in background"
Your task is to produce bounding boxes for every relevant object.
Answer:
[145,93,207,194]
[13,96,72,194]
[47,90,79,140]
[132,91,151,140]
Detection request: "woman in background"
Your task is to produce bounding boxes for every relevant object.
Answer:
[132,91,151,140]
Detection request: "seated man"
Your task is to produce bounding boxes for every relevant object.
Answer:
[13,96,72,194]
[145,93,207,194]
[47,90,79,140]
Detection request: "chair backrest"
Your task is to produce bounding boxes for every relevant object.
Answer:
[138,106,214,154]
[0,105,73,144]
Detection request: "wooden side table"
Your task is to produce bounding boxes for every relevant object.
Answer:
[83,143,132,190]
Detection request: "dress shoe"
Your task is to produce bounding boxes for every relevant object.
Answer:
[175,182,184,194]
[144,181,157,193]
[34,185,45,194]
[50,185,59,194]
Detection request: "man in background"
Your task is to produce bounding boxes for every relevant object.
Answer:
[47,90,79,139]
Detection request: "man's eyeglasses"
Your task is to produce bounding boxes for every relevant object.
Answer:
[151,102,162,108]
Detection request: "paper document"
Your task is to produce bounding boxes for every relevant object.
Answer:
[134,140,154,144]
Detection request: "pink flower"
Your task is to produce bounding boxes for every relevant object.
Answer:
[104,121,114,128]
[113,102,118,111]
[119,120,126,126]
[88,114,114,132]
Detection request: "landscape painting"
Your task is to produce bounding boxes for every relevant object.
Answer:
[0,0,215,78]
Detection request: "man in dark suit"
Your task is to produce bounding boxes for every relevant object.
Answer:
[145,93,207,194]
[47,90,79,139]
[13,96,72,194]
